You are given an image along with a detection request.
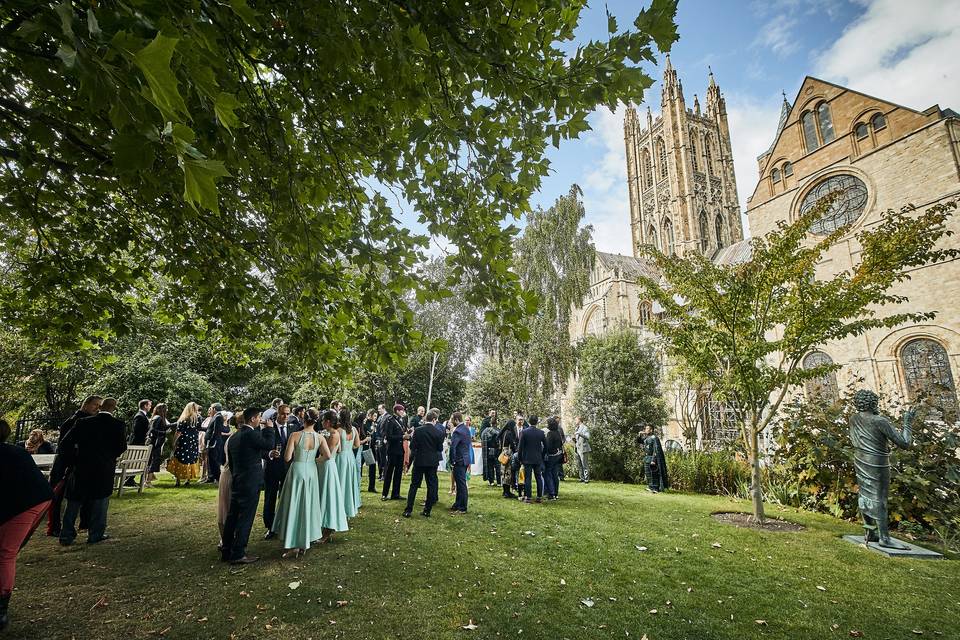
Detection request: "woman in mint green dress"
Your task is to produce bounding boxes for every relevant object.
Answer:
[318,409,348,542]
[271,409,323,558]
[337,408,361,518]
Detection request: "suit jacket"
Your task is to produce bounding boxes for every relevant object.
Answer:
[263,422,291,484]
[205,413,226,449]
[286,414,303,433]
[130,410,150,445]
[575,424,591,453]
[409,421,444,467]
[518,426,546,466]
[449,423,472,468]
[60,411,127,500]
[227,424,276,491]
[382,413,405,456]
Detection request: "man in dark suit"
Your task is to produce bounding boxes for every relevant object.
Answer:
[262,404,291,538]
[402,409,444,518]
[47,395,102,537]
[449,412,472,514]
[518,415,546,503]
[58,397,127,545]
[124,399,152,486]
[286,406,305,433]
[380,404,407,501]
[221,407,275,564]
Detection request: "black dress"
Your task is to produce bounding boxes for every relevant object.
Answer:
[643,434,669,491]
[147,415,175,473]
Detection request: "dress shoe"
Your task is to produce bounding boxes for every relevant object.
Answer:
[421,510,431,517]
[263,531,276,540]
[87,534,111,544]
[402,510,412,518]
[230,555,259,565]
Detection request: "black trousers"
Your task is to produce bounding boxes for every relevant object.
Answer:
[381,453,404,499]
[366,462,377,492]
[485,455,502,484]
[452,465,468,511]
[222,481,260,561]
[376,445,388,479]
[262,474,285,530]
[60,496,109,544]
[405,465,439,513]
[523,463,544,499]
[207,443,223,481]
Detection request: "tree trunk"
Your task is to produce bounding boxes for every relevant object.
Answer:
[749,425,765,523]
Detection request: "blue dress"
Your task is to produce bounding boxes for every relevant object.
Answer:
[337,428,361,518]
[318,432,348,532]
[272,431,323,549]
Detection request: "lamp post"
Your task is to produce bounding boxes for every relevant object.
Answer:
[426,351,439,410]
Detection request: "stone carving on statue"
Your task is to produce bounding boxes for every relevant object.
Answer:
[848,389,919,550]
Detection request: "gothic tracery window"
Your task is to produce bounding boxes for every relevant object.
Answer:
[690,130,699,171]
[638,300,652,326]
[900,338,958,419]
[646,224,658,250]
[656,138,668,179]
[703,135,712,173]
[817,102,835,143]
[714,214,724,248]
[802,351,839,403]
[801,111,819,151]
[800,174,868,235]
[641,149,653,188]
[698,210,709,253]
[661,217,675,256]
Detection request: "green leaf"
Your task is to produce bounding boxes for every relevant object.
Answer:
[214,92,242,132]
[111,133,155,172]
[230,0,261,28]
[87,8,101,38]
[133,34,189,121]
[55,1,75,40]
[56,44,77,68]
[407,25,430,52]
[182,158,231,213]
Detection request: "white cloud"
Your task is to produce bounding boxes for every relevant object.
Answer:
[579,105,634,255]
[816,0,960,112]
[754,16,800,57]
[725,95,784,227]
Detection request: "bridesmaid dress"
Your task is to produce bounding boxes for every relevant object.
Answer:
[337,428,361,518]
[318,432,349,533]
[272,431,323,549]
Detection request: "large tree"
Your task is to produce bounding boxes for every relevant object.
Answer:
[0,1,678,378]
[638,199,959,521]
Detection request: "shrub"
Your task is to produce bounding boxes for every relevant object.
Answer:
[666,450,751,497]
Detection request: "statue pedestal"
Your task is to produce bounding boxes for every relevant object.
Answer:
[842,535,944,559]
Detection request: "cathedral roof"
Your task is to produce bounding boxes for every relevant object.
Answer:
[757,95,792,161]
[712,238,752,266]
[596,251,660,280]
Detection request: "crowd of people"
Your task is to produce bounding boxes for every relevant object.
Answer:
[0,394,670,631]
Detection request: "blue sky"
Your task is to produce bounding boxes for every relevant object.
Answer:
[533,0,960,254]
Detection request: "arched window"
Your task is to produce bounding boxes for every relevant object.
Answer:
[783,161,794,177]
[871,113,887,131]
[802,351,839,402]
[855,123,868,140]
[656,138,668,179]
[698,210,709,253]
[641,149,653,188]
[801,111,819,151]
[817,102,835,144]
[646,224,658,250]
[714,214,724,248]
[771,168,781,183]
[584,308,604,337]
[661,217,675,256]
[638,300,653,326]
[900,338,958,420]
[690,131,699,171]
[703,135,712,173]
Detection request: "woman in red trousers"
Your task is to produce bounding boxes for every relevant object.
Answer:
[0,418,54,631]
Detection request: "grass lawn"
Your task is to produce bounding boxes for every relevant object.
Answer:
[11,473,959,640]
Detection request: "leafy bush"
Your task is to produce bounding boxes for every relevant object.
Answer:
[770,395,960,547]
[667,450,751,497]
[572,330,667,483]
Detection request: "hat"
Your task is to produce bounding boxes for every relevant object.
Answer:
[393,403,405,412]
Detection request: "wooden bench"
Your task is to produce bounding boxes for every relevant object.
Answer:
[32,453,57,478]
[114,444,152,496]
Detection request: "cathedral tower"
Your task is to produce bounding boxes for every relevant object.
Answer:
[624,58,743,258]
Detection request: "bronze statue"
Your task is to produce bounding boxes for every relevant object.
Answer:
[848,389,916,550]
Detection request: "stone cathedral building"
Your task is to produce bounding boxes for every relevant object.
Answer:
[564,61,960,447]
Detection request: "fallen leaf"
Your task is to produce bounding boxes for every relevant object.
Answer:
[755,620,767,626]
[816,585,826,592]
[336,601,348,608]
[560,579,566,586]
[90,596,108,611]
[288,581,301,590]
[463,620,478,631]
[649,609,658,614]
[635,545,648,552]
[850,631,864,638]
[712,542,722,549]
[581,598,595,608]
[239,591,249,598]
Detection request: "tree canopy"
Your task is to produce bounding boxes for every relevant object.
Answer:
[638,198,959,520]
[0,1,678,379]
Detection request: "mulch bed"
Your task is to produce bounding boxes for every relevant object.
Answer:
[712,511,805,532]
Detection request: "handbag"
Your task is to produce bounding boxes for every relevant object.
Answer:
[362,447,375,466]
[498,451,510,466]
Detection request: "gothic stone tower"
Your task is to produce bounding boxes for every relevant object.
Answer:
[624,56,743,258]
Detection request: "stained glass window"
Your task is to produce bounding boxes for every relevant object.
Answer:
[800,174,868,235]
[802,111,819,151]
[662,217,675,256]
[900,338,958,420]
[802,351,839,403]
[657,138,668,179]
[817,102,835,143]
[699,211,709,253]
